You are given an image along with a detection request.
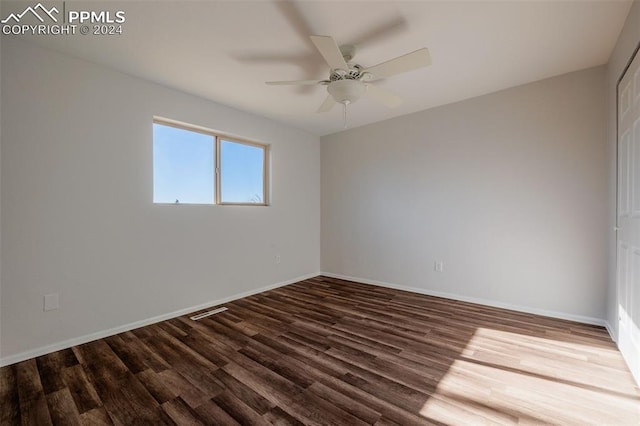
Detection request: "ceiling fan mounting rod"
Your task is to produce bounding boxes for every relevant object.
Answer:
[339,44,356,63]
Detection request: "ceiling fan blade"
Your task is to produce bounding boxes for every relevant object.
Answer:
[317,94,337,113]
[266,80,322,86]
[235,52,305,64]
[310,35,349,71]
[366,84,403,108]
[364,48,431,81]
[350,16,408,48]
[275,1,317,48]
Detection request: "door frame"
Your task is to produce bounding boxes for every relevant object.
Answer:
[615,41,640,342]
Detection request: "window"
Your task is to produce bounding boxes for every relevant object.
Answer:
[220,140,267,204]
[153,123,214,204]
[153,119,269,205]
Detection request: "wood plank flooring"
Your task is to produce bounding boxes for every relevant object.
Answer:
[1,276,639,425]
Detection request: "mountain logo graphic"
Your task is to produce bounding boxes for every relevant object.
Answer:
[1,3,59,24]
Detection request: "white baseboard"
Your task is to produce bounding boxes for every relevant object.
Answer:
[0,272,319,367]
[321,272,607,327]
[604,321,617,342]
[2,271,612,367]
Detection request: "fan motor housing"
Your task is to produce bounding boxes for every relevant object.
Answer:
[330,64,363,82]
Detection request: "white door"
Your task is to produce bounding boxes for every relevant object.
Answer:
[617,47,640,385]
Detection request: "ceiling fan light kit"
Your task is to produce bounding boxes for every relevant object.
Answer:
[266,34,432,126]
[327,79,366,105]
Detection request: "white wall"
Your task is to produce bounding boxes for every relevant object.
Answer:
[322,67,608,323]
[0,38,320,363]
[605,0,640,339]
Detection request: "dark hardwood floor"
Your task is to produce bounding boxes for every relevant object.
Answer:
[1,276,639,425]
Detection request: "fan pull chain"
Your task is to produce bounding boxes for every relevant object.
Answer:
[343,102,348,129]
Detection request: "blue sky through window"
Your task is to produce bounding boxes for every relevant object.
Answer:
[220,140,265,203]
[153,123,214,204]
[153,123,266,204]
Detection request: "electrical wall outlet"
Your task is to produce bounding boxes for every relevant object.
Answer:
[44,294,59,311]
[275,254,281,264]
[434,261,444,273]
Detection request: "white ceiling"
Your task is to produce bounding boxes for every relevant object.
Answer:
[5,0,632,136]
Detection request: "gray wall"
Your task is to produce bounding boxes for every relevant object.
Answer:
[0,39,320,362]
[321,67,608,323]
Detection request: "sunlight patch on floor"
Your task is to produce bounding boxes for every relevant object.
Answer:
[418,327,640,425]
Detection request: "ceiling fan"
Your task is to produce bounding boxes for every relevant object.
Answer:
[266,35,431,115]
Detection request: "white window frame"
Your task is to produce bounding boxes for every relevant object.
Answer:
[153,117,270,206]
